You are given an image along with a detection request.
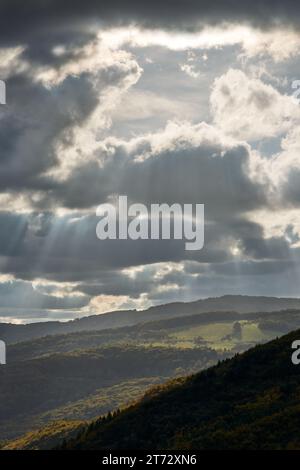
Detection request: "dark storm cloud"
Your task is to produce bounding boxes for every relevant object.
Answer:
[217,216,293,260]
[242,235,292,260]
[0,54,140,194]
[73,269,162,298]
[212,259,296,276]
[0,212,28,256]
[0,207,298,316]
[0,0,299,48]
[140,257,300,303]
[0,209,294,284]
[0,74,98,191]
[52,128,267,214]
[119,145,265,214]
[0,209,228,281]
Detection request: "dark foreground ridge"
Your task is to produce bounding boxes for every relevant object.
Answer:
[63,328,300,450]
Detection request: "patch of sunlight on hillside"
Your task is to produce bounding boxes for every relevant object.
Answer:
[167,321,281,351]
[169,322,233,349]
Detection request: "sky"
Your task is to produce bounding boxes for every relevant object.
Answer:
[1,1,300,323]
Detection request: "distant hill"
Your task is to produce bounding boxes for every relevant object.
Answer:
[63,328,300,450]
[7,308,300,363]
[3,295,300,344]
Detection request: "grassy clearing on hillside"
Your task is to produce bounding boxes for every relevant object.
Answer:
[168,321,282,350]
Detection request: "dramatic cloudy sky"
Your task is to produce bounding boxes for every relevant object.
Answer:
[1,1,300,323]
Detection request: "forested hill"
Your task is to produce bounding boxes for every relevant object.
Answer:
[64,328,300,450]
[3,294,300,344]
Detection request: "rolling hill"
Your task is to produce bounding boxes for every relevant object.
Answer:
[61,328,300,450]
[3,295,300,344]
[2,304,300,445]
[0,344,224,442]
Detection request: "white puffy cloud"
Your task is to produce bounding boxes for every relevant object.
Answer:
[180,63,200,78]
[210,69,300,140]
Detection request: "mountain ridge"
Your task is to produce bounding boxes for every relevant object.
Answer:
[3,294,300,344]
